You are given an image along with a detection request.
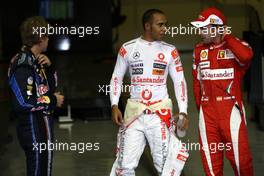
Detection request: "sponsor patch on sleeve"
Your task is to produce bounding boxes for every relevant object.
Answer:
[171,49,179,59]
[177,153,188,162]
[176,66,183,72]
[174,58,182,65]
[119,46,127,58]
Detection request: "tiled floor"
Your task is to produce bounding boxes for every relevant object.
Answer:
[0,114,263,176]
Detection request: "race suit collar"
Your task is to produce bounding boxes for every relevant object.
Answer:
[209,41,226,49]
[138,36,161,46]
[20,46,37,61]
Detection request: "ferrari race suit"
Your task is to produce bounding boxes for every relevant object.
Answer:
[110,37,189,176]
[192,34,254,176]
[8,49,57,176]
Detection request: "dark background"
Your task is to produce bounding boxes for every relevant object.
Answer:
[1,0,113,58]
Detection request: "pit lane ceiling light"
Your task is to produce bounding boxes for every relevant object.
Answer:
[58,37,71,51]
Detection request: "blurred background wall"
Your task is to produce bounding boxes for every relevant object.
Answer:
[114,0,264,50]
[0,0,264,147]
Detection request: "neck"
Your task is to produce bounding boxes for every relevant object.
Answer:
[30,45,41,58]
[212,35,223,45]
[142,32,154,42]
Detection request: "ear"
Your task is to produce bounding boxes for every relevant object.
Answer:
[145,22,151,31]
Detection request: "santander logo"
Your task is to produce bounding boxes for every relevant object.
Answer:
[200,68,234,80]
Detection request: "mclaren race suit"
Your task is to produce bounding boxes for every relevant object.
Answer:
[110,37,189,176]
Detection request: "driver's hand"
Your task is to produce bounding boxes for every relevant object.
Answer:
[112,105,123,126]
[176,112,189,131]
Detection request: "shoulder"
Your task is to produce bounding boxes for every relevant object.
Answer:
[160,41,175,50]
[160,41,178,54]
[8,51,35,77]
[12,51,35,67]
[160,41,180,60]
[118,38,138,58]
[194,42,205,50]
[193,42,206,59]
[123,38,137,48]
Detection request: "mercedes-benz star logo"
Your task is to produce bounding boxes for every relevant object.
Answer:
[133,52,140,59]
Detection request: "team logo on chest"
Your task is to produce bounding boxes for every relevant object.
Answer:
[200,49,208,61]
[152,63,166,75]
[217,49,235,60]
[27,76,33,85]
[217,50,226,59]
[38,84,49,95]
[153,63,166,70]
[132,68,143,75]
[152,69,165,75]
[141,89,152,100]
[199,61,210,69]
[157,53,165,60]
[133,51,140,60]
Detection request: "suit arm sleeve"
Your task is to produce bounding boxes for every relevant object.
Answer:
[9,66,57,112]
[45,64,58,110]
[110,46,129,107]
[168,48,188,114]
[224,34,253,66]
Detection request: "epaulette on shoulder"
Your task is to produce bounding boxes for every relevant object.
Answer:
[123,39,137,47]
[161,41,175,49]
[15,52,34,67]
[195,42,204,48]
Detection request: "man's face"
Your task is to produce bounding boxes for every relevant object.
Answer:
[146,13,167,41]
[199,25,221,44]
[40,36,49,52]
